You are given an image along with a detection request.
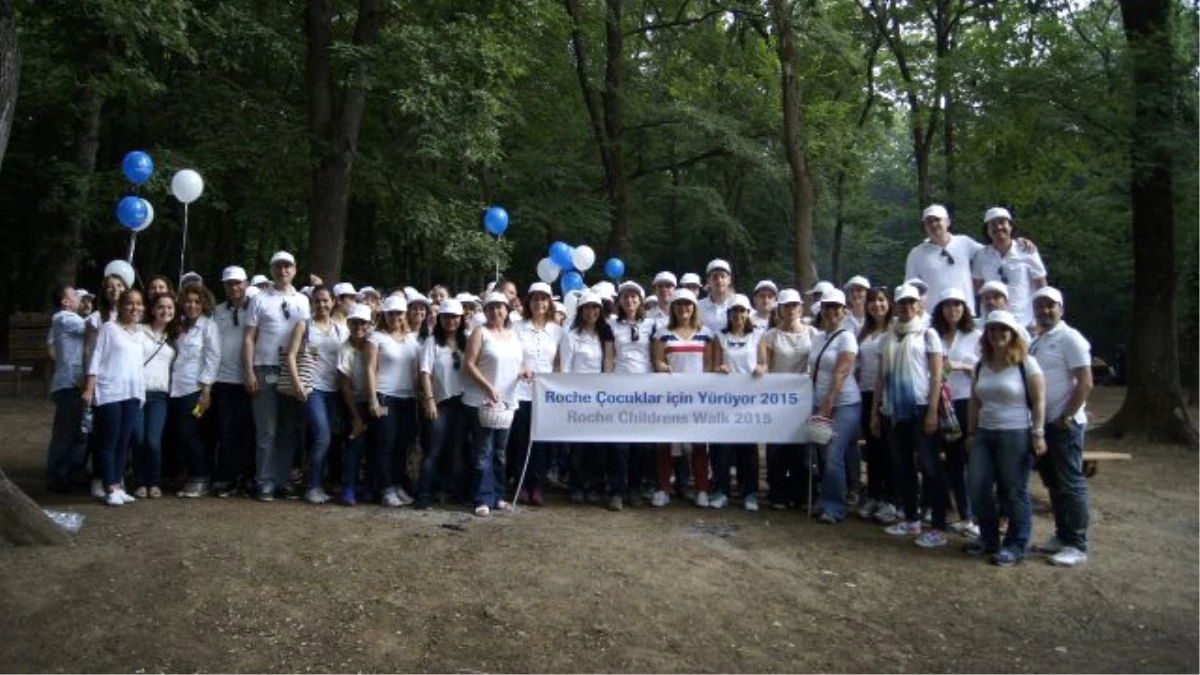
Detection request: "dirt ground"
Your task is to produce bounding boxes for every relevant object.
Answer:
[0,386,1196,673]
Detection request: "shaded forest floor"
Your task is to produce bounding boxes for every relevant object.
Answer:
[0,387,1196,673]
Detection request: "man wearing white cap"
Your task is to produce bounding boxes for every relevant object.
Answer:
[905,204,986,316]
[1027,287,1094,567]
[972,207,1047,327]
[211,266,256,496]
[649,272,677,324]
[250,274,270,291]
[978,280,1010,319]
[242,250,311,500]
[679,272,702,295]
[751,280,778,329]
[698,259,736,333]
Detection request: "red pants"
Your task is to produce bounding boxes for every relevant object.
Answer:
[656,443,710,492]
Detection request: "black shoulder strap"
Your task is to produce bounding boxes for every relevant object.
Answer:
[812,329,847,391]
[974,360,1033,411]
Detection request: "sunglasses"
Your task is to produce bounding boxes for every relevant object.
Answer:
[997,266,1009,284]
[281,300,291,321]
[630,323,640,342]
[940,249,956,265]
[228,302,240,327]
[452,351,462,370]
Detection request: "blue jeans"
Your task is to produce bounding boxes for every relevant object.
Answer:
[342,402,371,490]
[417,396,466,502]
[305,389,339,489]
[46,388,85,489]
[887,405,943,526]
[131,391,168,487]
[213,382,255,485]
[97,399,139,487]
[1039,423,1090,551]
[251,366,304,491]
[467,406,509,508]
[172,392,209,481]
[968,429,1034,556]
[372,394,416,494]
[816,402,862,519]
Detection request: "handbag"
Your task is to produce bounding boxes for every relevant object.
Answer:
[937,382,962,441]
[277,322,316,399]
[478,402,516,430]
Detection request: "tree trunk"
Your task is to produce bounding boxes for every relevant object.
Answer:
[0,467,72,546]
[305,0,385,282]
[1103,0,1197,445]
[0,0,18,173]
[770,0,816,292]
[832,171,846,282]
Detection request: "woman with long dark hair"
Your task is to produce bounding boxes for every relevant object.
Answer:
[172,284,222,498]
[133,292,177,499]
[609,281,658,507]
[560,291,616,507]
[931,287,982,540]
[416,299,469,509]
[366,294,420,507]
[509,282,562,506]
[856,286,895,522]
[710,294,765,511]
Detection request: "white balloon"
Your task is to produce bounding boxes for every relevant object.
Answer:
[103,259,136,288]
[571,245,596,272]
[130,200,154,232]
[171,169,205,204]
[563,289,583,324]
[536,257,561,283]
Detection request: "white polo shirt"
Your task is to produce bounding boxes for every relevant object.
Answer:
[1029,321,1091,424]
[972,244,1047,326]
[697,294,734,334]
[905,234,984,315]
[245,287,311,367]
[213,300,249,384]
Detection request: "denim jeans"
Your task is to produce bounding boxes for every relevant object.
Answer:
[97,398,139,487]
[816,402,862,519]
[711,444,759,498]
[251,366,304,491]
[213,382,255,485]
[968,429,1034,556]
[171,391,210,481]
[418,396,466,502]
[372,394,416,494]
[885,406,939,524]
[860,391,894,505]
[343,402,371,490]
[305,389,340,489]
[467,406,509,508]
[131,391,168,487]
[46,388,84,489]
[941,398,972,520]
[1039,423,1090,551]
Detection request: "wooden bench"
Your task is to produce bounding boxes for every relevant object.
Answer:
[1081,450,1132,478]
[3,312,52,395]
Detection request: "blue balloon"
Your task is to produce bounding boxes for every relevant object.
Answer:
[122,151,154,185]
[483,206,509,236]
[562,270,585,293]
[549,241,574,270]
[116,196,150,229]
[604,258,625,279]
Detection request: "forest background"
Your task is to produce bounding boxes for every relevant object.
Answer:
[0,0,1196,389]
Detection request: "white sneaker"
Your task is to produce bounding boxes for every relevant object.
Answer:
[961,523,981,539]
[651,490,669,508]
[1050,546,1088,567]
[1031,535,1066,555]
[382,491,402,507]
[116,489,136,504]
[395,486,415,506]
[694,491,710,508]
[91,479,106,500]
[744,494,759,512]
[497,500,512,511]
[474,504,490,517]
[708,493,729,509]
[914,530,948,548]
[874,503,900,524]
[105,491,124,507]
[885,521,921,536]
[857,498,879,520]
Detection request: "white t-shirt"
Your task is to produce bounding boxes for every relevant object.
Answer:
[138,326,175,394]
[715,328,763,374]
[462,327,524,408]
[975,357,1043,430]
[370,331,419,398]
[245,287,311,367]
[560,329,607,374]
[337,345,369,403]
[697,295,734,334]
[90,322,146,405]
[212,301,248,384]
[857,331,886,392]
[809,329,861,407]
[610,317,656,374]
[905,234,985,315]
[1029,322,1091,423]
[171,317,222,397]
[943,328,982,401]
[304,320,348,393]
[514,320,563,401]
[763,325,814,374]
[972,244,1047,326]
[419,337,464,403]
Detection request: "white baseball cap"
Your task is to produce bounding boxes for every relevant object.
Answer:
[729,294,752,311]
[221,266,247,283]
[984,207,1013,224]
[250,274,269,287]
[922,204,949,221]
[984,310,1029,345]
[777,289,803,305]
[670,288,697,304]
[347,304,373,323]
[482,292,508,308]
[652,271,678,287]
[706,258,732,276]
[592,281,617,299]
[438,299,464,316]
[528,282,553,297]
[407,293,430,307]
[936,287,967,306]
[679,273,702,287]
[1032,286,1064,307]
[382,295,407,313]
[618,281,645,298]
[333,282,357,297]
[358,285,381,299]
[820,289,847,306]
[245,286,261,299]
[903,277,929,294]
[806,280,835,296]
[269,251,296,266]
[894,285,921,302]
[456,292,481,306]
[980,280,1009,298]
[76,289,93,300]
[180,271,203,287]
[753,280,778,295]
[843,275,870,290]
[578,291,603,308]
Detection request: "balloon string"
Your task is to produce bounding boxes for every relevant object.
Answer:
[179,202,189,283]
[127,232,137,264]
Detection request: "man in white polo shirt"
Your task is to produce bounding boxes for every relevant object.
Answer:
[212,266,257,496]
[242,251,311,500]
[1028,287,1093,567]
[904,204,984,316]
[972,207,1047,326]
[697,259,735,333]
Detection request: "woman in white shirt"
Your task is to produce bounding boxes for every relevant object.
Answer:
[509,282,563,507]
[365,294,420,507]
[132,293,176,499]
[416,299,469,510]
[855,287,896,522]
[758,289,816,510]
[83,272,128,499]
[282,286,346,504]
[609,281,658,508]
[83,289,146,506]
[932,287,982,538]
[807,290,862,523]
[462,293,524,517]
[560,291,615,507]
[171,285,222,499]
[709,294,765,511]
[964,310,1046,566]
[336,304,374,505]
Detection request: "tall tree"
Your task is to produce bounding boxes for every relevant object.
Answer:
[1104,0,1196,443]
[0,0,15,172]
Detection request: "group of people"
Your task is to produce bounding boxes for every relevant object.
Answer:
[44,203,1094,568]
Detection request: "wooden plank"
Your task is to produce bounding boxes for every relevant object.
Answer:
[1082,451,1133,461]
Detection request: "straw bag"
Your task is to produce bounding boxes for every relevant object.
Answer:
[478,402,516,430]
[804,415,835,444]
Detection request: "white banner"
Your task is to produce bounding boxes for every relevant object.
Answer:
[532,373,812,444]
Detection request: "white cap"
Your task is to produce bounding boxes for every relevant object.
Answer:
[894,285,921,302]
[984,207,1013,224]
[984,310,1029,345]
[221,266,247,282]
[528,282,553,297]
[269,251,296,266]
[250,274,269,287]
[347,304,373,323]
[245,286,261,299]
[922,204,949,221]
[652,271,678,287]
[456,292,481,306]
[333,282,357,297]
[754,280,778,295]
[438,299,464,316]
[679,273,702,287]
[670,288,697,304]
[76,289,92,299]
[644,296,659,307]
[777,289,803,305]
[936,287,967,306]
[806,281,835,296]
[843,275,870,290]
[617,281,645,298]
[407,293,430,307]
[820,289,847,306]
[180,271,203,287]
[300,286,313,297]
[381,295,407,313]
[358,285,381,299]
[1032,286,1064,307]
[578,291,603,308]
[482,292,508,308]
[403,286,420,300]
[592,281,617,299]
[903,277,929,293]
[729,294,752,311]
[980,280,1009,298]
[706,258,732,276]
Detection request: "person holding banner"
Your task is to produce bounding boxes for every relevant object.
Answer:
[710,294,764,511]
[807,289,862,523]
[651,288,714,508]
[609,281,658,508]
[462,293,523,517]
[509,282,563,507]
[560,291,616,507]
[759,289,816,510]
